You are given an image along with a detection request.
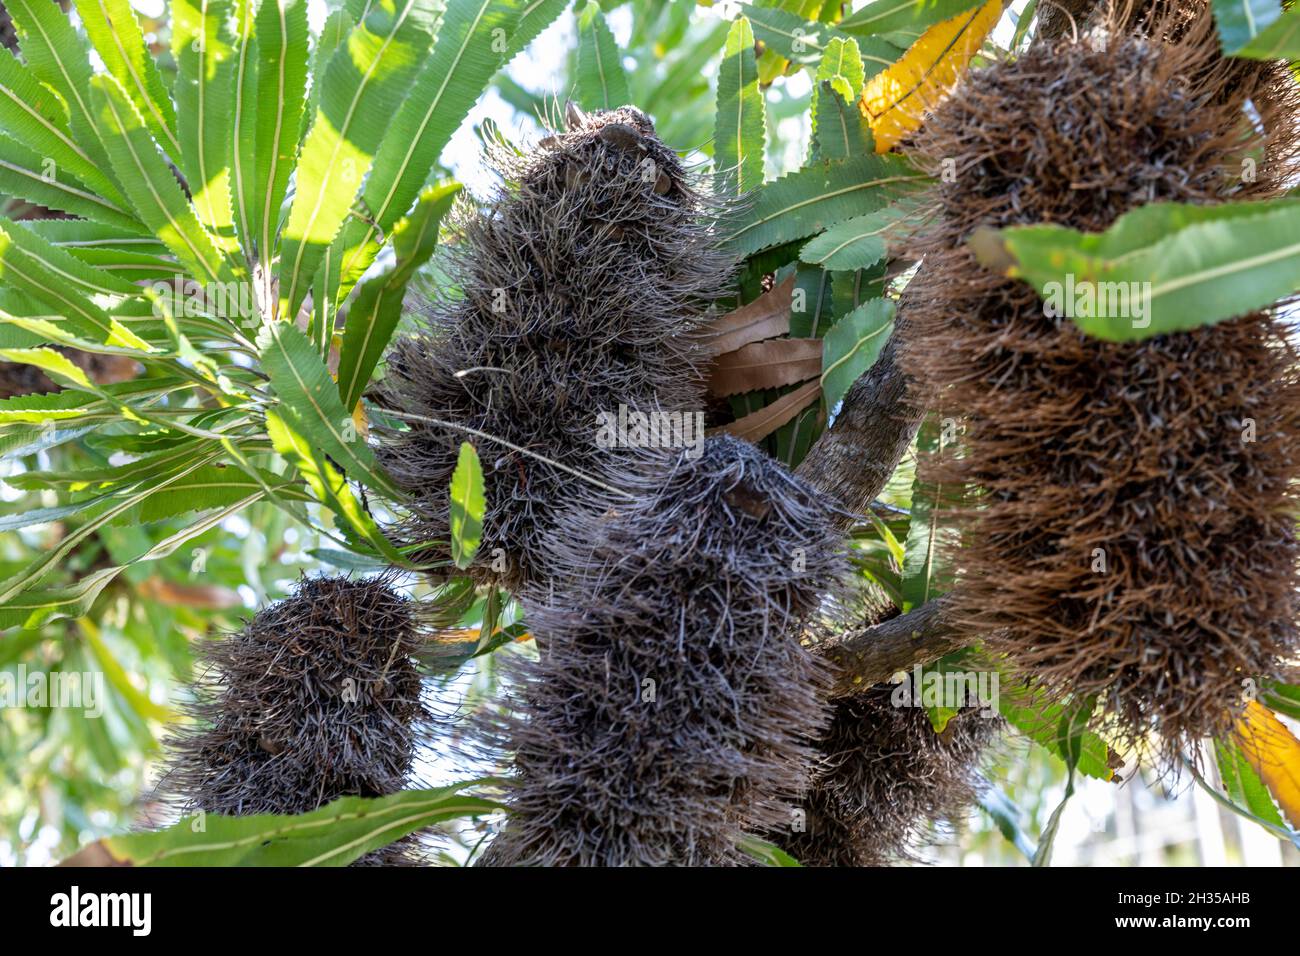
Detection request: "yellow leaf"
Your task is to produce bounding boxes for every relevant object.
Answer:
[351,399,370,441]
[1234,699,1300,829]
[860,0,1005,153]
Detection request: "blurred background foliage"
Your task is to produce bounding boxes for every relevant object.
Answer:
[1,0,1297,867]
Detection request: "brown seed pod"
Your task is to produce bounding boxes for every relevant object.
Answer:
[898,6,1300,763]
[373,106,733,591]
[779,676,1000,867]
[478,435,841,866]
[154,575,430,865]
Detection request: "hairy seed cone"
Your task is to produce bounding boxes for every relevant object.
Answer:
[155,575,429,865]
[374,106,732,591]
[779,676,999,866]
[898,7,1300,762]
[479,435,840,866]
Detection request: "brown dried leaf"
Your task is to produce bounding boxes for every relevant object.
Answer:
[709,338,822,397]
[137,576,242,610]
[716,379,821,443]
[703,274,794,355]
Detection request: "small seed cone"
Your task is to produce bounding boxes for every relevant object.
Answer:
[778,676,999,866]
[155,575,429,865]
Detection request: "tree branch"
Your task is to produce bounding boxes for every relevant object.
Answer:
[813,598,967,697]
[795,337,923,533]
[793,332,973,692]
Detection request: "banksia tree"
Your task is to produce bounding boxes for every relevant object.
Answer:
[899,6,1300,760]
[20,0,1300,870]
[157,576,429,865]
[480,436,839,866]
[375,104,732,591]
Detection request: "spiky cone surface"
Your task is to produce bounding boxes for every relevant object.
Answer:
[156,575,430,866]
[898,8,1300,763]
[374,105,732,592]
[779,677,999,866]
[479,435,841,866]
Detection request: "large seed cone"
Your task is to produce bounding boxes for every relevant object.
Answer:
[374,105,732,591]
[897,6,1300,762]
[479,436,841,866]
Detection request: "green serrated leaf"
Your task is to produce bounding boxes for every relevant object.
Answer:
[1216,737,1288,828]
[741,2,900,75]
[504,0,568,62]
[575,0,629,110]
[0,46,127,205]
[258,320,401,499]
[723,154,923,257]
[5,0,118,184]
[810,80,874,161]
[800,206,897,270]
[110,464,311,525]
[0,134,140,231]
[171,0,241,250]
[251,0,311,274]
[714,16,766,196]
[841,0,982,37]
[89,74,240,289]
[277,0,438,319]
[998,680,1115,782]
[92,785,501,866]
[75,0,181,158]
[330,0,522,304]
[337,180,460,410]
[0,220,152,350]
[972,199,1300,342]
[820,296,893,409]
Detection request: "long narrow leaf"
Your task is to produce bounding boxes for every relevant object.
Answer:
[89,74,239,290]
[722,153,923,257]
[0,48,126,205]
[258,320,401,499]
[574,0,629,110]
[74,0,181,157]
[714,16,765,195]
[277,0,438,320]
[337,180,459,410]
[0,218,151,349]
[171,0,240,250]
[5,0,117,180]
[970,198,1300,341]
[74,786,501,866]
[0,134,140,230]
[253,0,311,274]
[331,0,522,301]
